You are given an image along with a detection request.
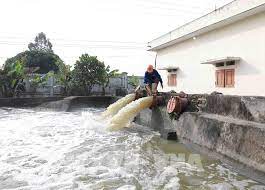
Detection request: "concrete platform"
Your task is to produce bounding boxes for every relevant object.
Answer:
[135,94,265,175]
[176,112,265,173]
[0,96,116,111]
[0,97,65,107]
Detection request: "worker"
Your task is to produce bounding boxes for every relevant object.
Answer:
[144,65,163,96]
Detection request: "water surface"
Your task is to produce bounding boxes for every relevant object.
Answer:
[0,107,264,190]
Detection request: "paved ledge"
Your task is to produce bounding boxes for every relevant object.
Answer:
[0,96,116,111]
[202,95,265,123]
[135,94,265,175]
[0,97,65,107]
[177,112,265,173]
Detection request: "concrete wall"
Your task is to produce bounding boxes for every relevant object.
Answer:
[0,96,115,111]
[156,12,265,96]
[91,74,128,95]
[91,74,144,96]
[22,74,65,97]
[0,97,64,107]
[135,94,265,174]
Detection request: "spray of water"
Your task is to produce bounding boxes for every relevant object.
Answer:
[108,96,153,131]
[102,94,136,117]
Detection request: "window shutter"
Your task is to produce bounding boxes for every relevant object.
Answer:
[172,74,177,86]
[225,69,235,87]
[215,70,225,87]
[168,74,177,86]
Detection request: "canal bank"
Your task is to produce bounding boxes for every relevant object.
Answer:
[1,94,264,183]
[135,93,265,177]
[0,96,116,111]
[1,107,264,189]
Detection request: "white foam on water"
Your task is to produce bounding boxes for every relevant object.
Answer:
[116,185,137,190]
[103,94,136,117]
[0,108,264,189]
[164,177,180,190]
[108,96,153,131]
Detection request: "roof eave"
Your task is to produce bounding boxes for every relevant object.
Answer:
[147,2,265,51]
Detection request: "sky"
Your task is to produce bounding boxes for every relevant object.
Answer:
[0,0,232,75]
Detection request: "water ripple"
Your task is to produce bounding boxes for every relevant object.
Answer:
[0,108,264,190]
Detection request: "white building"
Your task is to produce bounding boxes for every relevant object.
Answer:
[148,0,265,96]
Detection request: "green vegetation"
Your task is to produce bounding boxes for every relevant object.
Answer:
[4,51,63,74]
[128,75,140,87]
[0,69,11,97]
[0,60,25,97]
[0,32,122,97]
[28,32,53,53]
[0,32,68,97]
[70,54,105,95]
[70,54,118,95]
[5,32,65,74]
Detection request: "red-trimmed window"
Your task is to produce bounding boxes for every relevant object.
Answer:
[168,74,177,86]
[215,69,235,88]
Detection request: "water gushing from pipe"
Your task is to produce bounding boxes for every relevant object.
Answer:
[108,96,153,131]
[102,94,136,117]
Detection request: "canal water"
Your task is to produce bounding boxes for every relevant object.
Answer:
[0,107,264,190]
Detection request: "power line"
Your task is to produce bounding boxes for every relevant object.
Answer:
[0,41,147,50]
[128,1,204,13]
[131,0,228,11]
[0,51,155,58]
[0,37,146,45]
[137,10,202,17]
[69,1,207,17]
[96,0,205,13]
[132,0,200,8]
[154,1,202,9]
[0,36,146,45]
[98,7,202,17]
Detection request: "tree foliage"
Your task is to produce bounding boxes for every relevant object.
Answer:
[128,75,140,87]
[0,60,25,97]
[28,32,53,53]
[5,32,64,74]
[1,32,68,97]
[71,54,106,95]
[4,51,63,74]
[0,69,11,97]
[101,65,119,87]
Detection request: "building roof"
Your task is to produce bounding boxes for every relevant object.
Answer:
[200,56,241,65]
[158,66,179,70]
[148,0,265,51]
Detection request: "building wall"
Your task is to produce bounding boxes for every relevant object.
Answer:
[91,74,128,95]
[156,12,265,96]
[148,0,265,49]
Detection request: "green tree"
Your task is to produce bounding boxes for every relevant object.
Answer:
[28,32,53,53]
[4,51,68,96]
[71,54,106,95]
[3,33,68,96]
[0,69,10,97]
[128,75,140,87]
[6,60,25,87]
[55,64,71,95]
[0,60,26,97]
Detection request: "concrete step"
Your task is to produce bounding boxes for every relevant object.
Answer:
[200,112,265,130]
[202,95,265,124]
[176,112,265,173]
